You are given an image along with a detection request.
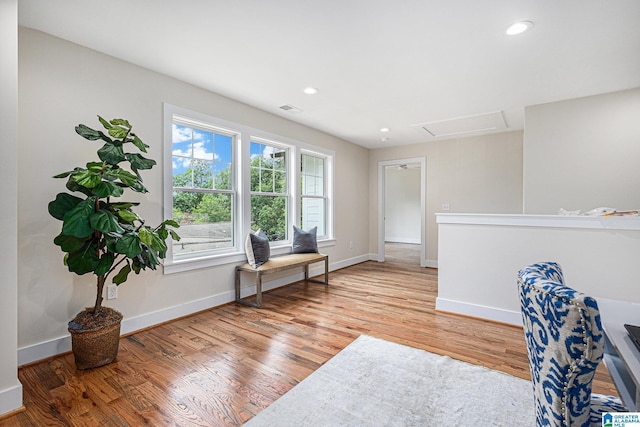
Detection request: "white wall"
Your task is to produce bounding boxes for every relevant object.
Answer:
[18,28,369,363]
[0,0,23,416]
[437,214,640,325]
[524,87,640,213]
[369,131,524,264]
[384,167,421,243]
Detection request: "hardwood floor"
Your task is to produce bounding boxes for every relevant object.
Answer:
[1,261,618,426]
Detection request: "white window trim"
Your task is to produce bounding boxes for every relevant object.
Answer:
[162,103,335,274]
[300,150,332,239]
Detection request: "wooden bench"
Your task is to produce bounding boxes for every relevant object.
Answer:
[235,253,329,308]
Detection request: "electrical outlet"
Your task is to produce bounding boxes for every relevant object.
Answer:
[442,204,450,211]
[107,284,118,300]
[349,240,353,249]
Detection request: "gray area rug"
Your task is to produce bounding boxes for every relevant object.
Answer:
[244,335,534,426]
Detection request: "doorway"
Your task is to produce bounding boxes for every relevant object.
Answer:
[377,157,426,267]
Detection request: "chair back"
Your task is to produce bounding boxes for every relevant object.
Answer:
[518,262,604,427]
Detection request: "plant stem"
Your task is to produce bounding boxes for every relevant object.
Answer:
[93,275,105,314]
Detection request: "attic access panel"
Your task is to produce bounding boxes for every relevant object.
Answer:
[413,111,507,138]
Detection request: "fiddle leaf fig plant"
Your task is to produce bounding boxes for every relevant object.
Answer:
[48,116,179,316]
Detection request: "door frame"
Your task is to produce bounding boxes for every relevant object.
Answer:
[377,157,426,267]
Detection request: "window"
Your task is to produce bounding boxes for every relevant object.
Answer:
[250,140,288,242]
[163,103,334,272]
[171,119,235,258]
[301,153,327,237]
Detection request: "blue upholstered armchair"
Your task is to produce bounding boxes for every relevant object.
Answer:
[518,262,626,427]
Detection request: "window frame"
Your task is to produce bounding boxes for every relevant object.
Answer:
[249,137,291,243]
[171,117,237,259]
[300,150,330,239]
[163,103,335,274]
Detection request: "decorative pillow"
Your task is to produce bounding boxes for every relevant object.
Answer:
[245,229,270,268]
[292,225,318,253]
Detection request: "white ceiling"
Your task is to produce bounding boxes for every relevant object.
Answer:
[18,0,640,149]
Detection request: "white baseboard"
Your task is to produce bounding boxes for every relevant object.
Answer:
[424,259,438,268]
[435,297,522,326]
[0,383,23,417]
[369,253,438,269]
[18,256,366,366]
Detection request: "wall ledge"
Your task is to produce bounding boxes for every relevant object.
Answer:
[436,213,640,231]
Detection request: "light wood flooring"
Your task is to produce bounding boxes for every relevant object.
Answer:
[384,242,421,265]
[1,261,618,426]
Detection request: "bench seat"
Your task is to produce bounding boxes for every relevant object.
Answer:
[235,253,329,308]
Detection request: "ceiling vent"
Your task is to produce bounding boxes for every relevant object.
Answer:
[279,104,304,114]
[412,111,507,138]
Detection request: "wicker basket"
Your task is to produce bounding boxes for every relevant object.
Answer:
[68,308,123,370]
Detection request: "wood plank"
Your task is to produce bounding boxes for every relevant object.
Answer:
[2,261,620,427]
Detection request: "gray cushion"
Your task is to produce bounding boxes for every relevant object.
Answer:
[245,229,270,268]
[292,225,318,253]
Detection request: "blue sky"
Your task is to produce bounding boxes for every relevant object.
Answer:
[172,124,232,185]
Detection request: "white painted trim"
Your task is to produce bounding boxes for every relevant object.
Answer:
[18,254,363,366]
[378,157,427,267]
[436,213,640,231]
[435,297,522,326]
[0,383,22,416]
[424,259,438,269]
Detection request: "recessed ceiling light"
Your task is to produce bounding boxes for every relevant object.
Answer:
[303,87,319,95]
[380,127,390,132]
[505,21,533,35]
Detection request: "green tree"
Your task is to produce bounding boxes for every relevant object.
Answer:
[173,160,233,225]
[250,155,287,241]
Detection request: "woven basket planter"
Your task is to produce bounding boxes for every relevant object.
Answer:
[68,307,123,370]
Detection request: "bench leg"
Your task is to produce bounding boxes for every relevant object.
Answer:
[255,274,263,308]
[235,268,241,302]
[324,257,329,285]
[305,258,329,285]
[235,271,263,309]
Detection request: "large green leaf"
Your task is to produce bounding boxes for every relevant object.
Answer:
[90,210,125,234]
[48,192,83,220]
[161,219,180,228]
[131,134,148,153]
[98,142,126,164]
[125,153,156,170]
[130,182,149,193]
[98,116,113,130]
[93,181,124,198]
[95,252,115,276]
[86,162,105,173]
[53,170,74,179]
[110,169,139,187]
[62,197,95,238]
[53,233,88,252]
[66,176,93,197]
[138,227,153,246]
[113,263,131,284]
[110,118,131,128]
[108,126,128,139]
[75,124,112,143]
[72,169,102,189]
[110,201,140,209]
[116,209,138,223]
[66,244,100,275]
[115,233,143,257]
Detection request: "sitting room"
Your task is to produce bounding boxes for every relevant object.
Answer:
[2,1,639,426]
